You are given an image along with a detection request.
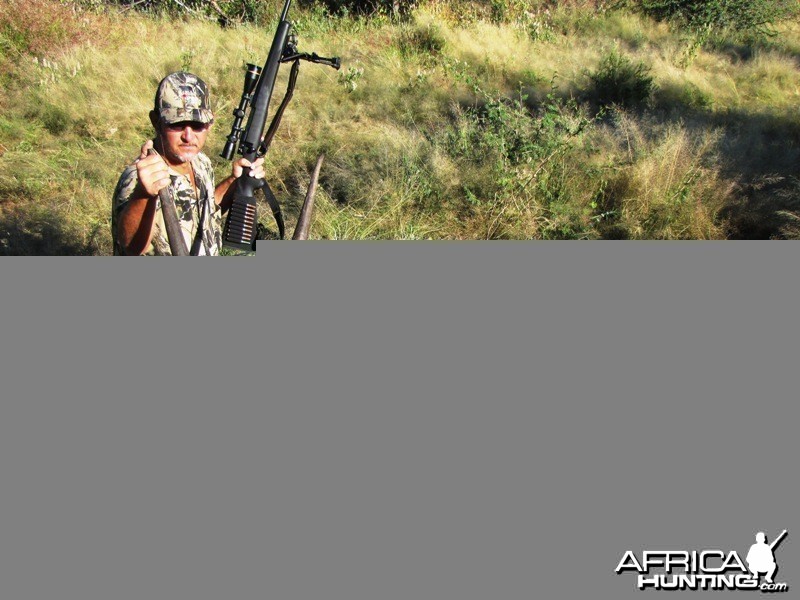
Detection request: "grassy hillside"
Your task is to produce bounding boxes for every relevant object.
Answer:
[1,0,799,252]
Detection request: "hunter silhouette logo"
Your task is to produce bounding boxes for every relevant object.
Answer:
[615,529,789,592]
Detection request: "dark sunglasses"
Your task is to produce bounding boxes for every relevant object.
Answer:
[164,121,210,133]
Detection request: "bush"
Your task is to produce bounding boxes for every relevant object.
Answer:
[399,21,446,57]
[74,0,276,26]
[313,0,416,17]
[639,0,798,36]
[70,0,418,24]
[40,104,72,135]
[587,49,655,108]
[437,64,601,239]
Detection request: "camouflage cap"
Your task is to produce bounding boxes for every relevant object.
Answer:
[154,72,214,125]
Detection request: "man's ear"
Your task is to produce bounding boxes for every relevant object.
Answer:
[149,111,160,130]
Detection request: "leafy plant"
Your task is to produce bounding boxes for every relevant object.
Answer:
[587,48,655,108]
[439,62,602,238]
[639,0,798,37]
[338,65,364,92]
[313,0,417,18]
[180,48,196,72]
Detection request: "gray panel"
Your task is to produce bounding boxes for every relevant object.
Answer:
[0,245,797,600]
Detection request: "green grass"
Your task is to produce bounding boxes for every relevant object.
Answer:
[1,1,799,253]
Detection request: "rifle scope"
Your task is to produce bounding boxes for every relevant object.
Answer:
[221,63,262,161]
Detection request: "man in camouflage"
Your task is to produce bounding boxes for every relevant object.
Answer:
[112,72,265,255]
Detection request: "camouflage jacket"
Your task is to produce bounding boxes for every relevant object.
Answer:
[112,151,222,255]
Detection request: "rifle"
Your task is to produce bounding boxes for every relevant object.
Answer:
[221,0,340,250]
[770,530,787,552]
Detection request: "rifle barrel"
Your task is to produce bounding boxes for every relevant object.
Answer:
[279,0,292,22]
[770,530,787,551]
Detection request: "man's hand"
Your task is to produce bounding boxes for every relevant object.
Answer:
[232,157,265,180]
[215,158,266,210]
[135,140,171,197]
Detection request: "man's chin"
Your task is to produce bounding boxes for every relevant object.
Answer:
[172,150,199,164]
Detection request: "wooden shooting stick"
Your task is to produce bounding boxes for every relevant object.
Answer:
[291,154,324,240]
[770,530,787,551]
[148,148,189,256]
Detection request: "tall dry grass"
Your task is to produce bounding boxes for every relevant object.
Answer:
[1,2,799,252]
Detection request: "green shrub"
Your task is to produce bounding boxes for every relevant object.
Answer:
[489,0,528,23]
[313,0,416,17]
[40,104,72,135]
[677,82,713,110]
[75,0,275,26]
[399,21,446,57]
[587,49,655,108]
[639,0,798,36]
[655,80,714,111]
[435,65,602,239]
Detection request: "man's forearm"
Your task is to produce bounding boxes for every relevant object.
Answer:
[215,175,238,213]
[118,190,158,255]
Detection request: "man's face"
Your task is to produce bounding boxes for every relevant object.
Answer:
[159,120,211,166]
